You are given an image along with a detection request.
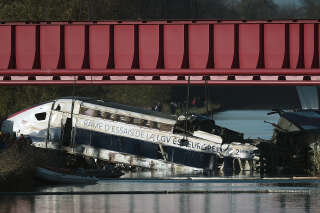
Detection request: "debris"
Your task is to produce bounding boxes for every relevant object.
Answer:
[35,167,98,184]
[259,110,320,175]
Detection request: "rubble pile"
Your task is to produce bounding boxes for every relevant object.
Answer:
[258,110,320,176]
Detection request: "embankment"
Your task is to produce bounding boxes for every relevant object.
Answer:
[0,135,70,191]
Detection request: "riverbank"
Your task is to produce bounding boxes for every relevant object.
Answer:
[0,134,123,192]
[0,135,69,191]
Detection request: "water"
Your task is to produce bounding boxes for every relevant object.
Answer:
[2,110,320,213]
[2,179,320,213]
[213,110,279,139]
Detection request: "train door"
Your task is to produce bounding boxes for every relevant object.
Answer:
[48,99,77,148]
[61,116,72,147]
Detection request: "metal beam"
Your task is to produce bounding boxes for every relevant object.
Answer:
[1,69,320,76]
[1,80,320,85]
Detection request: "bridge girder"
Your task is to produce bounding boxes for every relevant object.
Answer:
[1,20,320,85]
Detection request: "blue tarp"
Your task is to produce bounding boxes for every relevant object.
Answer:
[280,110,320,131]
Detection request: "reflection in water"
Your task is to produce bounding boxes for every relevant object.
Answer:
[0,197,32,213]
[130,191,134,213]
[305,194,311,213]
[254,194,261,213]
[154,194,160,213]
[204,183,210,213]
[179,183,190,213]
[1,191,320,213]
[280,194,286,213]
[2,178,320,213]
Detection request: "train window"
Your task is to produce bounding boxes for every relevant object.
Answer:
[139,119,147,126]
[132,118,141,125]
[55,104,61,111]
[151,121,158,129]
[35,112,46,121]
[79,107,86,114]
[80,107,99,117]
[159,123,172,131]
[127,117,134,124]
[145,120,152,127]
[119,115,133,123]
[102,112,111,119]
[96,111,103,118]
[110,114,119,121]
[143,120,157,129]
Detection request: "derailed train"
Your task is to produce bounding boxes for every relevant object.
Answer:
[1,97,259,173]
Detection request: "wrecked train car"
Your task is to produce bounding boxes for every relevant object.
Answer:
[1,97,259,173]
[260,110,320,175]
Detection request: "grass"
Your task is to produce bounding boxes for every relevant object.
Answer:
[0,142,36,191]
[0,137,70,191]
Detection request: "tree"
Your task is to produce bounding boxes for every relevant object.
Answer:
[301,0,320,18]
[197,0,237,19]
[277,2,304,19]
[236,0,279,20]
[0,0,75,21]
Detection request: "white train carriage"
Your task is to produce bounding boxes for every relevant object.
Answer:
[1,97,258,173]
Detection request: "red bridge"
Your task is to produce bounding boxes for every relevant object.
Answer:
[1,20,320,85]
